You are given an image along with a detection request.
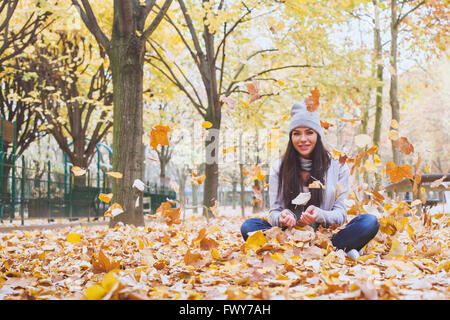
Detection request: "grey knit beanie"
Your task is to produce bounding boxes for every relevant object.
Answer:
[288,101,324,138]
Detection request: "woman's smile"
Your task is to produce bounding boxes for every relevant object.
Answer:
[291,127,318,158]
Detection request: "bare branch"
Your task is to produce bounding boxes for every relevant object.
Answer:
[71,0,110,52]
[142,0,174,40]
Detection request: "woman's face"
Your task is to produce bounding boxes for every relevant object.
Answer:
[291,127,318,159]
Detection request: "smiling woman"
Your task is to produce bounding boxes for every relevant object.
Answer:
[240,101,380,260]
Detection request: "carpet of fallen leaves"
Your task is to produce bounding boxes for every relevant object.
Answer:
[0,201,449,300]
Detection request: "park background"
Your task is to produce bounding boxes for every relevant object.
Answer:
[0,0,449,300]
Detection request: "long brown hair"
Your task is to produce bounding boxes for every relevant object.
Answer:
[277,131,331,218]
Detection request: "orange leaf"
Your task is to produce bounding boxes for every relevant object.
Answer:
[394,136,414,155]
[304,88,320,112]
[245,80,260,102]
[156,201,181,225]
[91,250,120,274]
[99,193,113,204]
[183,249,203,267]
[320,120,333,130]
[385,161,413,184]
[150,125,170,150]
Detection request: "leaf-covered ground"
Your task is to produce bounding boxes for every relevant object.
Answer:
[0,202,449,300]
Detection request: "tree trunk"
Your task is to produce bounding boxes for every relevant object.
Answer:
[239,163,245,218]
[232,180,237,210]
[109,32,145,227]
[373,0,383,188]
[390,0,401,166]
[202,128,219,219]
[201,23,221,220]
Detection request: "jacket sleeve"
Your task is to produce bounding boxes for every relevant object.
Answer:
[315,163,350,227]
[268,159,283,227]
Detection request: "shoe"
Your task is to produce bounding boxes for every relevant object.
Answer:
[347,249,360,261]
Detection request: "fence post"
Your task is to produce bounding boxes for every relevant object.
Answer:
[10,121,17,222]
[47,160,51,222]
[20,156,25,225]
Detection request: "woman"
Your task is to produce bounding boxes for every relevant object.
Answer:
[240,101,380,259]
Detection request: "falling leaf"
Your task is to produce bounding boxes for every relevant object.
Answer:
[156,201,181,225]
[132,179,145,192]
[304,88,320,112]
[150,125,170,150]
[191,174,206,185]
[394,137,414,155]
[320,120,333,130]
[291,192,311,206]
[71,166,86,176]
[385,161,413,184]
[241,100,251,108]
[388,130,399,141]
[106,171,123,179]
[391,119,399,129]
[245,80,260,102]
[339,117,362,125]
[99,193,113,204]
[104,203,124,218]
[309,180,325,189]
[202,121,213,129]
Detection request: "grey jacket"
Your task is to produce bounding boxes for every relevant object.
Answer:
[268,156,350,229]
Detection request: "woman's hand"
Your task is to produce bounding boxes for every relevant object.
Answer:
[279,209,296,228]
[300,205,318,225]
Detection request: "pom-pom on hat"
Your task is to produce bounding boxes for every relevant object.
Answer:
[288,101,323,138]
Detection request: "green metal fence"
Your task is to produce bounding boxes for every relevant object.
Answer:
[0,155,176,224]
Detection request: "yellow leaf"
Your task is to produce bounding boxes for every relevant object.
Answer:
[85,284,107,300]
[106,171,123,179]
[270,252,286,263]
[71,166,86,176]
[104,203,124,218]
[245,230,268,251]
[391,119,399,129]
[67,233,82,244]
[241,100,250,108]
[101,271,118,292]
[389,238,404,257]
[277,79,285,86]
[211,248,220,260]
[202,121,213,129]
[99,193,113,204]
[309,180,325,189]
[388,130,399,141]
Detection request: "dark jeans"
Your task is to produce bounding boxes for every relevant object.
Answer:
[240,214,380,252]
